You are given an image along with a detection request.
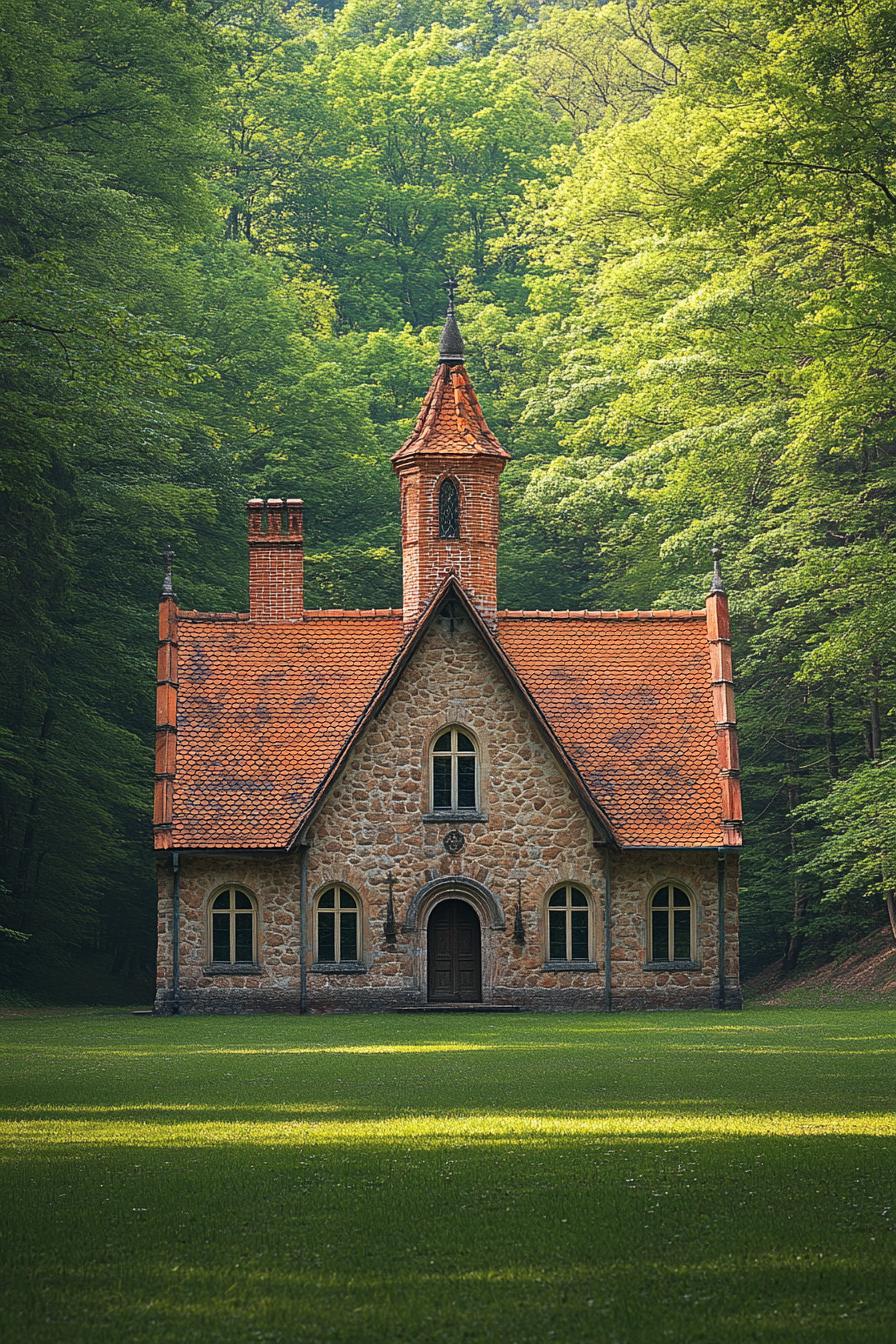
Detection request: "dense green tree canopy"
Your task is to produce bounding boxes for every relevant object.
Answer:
[2,0,893,996]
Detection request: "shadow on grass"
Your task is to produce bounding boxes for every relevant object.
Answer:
[1,1132,893,1344]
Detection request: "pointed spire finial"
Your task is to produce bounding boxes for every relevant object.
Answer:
[161,544,176,600]
[439,276,465,363]
[710,542,726,595]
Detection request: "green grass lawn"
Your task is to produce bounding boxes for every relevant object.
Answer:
[1,1009,894,1343]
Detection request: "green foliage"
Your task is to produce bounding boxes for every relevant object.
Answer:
[3,0,894,990]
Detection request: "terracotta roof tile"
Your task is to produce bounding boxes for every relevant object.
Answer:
[171,614,405,849]
[497,612,729,848]
[165,603,737,852]
[391,362,510,464]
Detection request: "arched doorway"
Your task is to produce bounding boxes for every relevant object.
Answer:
[427,899,482,1002]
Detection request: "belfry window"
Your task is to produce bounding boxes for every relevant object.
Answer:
[438,478,460,539]
[649,884,695,963]
[431,727,478,812]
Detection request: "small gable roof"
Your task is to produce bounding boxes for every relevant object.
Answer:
[162,587,739,852]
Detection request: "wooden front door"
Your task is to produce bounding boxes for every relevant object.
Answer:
[427,899,482,1002]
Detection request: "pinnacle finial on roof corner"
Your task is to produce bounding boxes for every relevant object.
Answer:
[439,276,465,363]
[710,543,726,596]
[161,543,176,600]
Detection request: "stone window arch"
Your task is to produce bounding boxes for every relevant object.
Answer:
[314,883,361,963]
[438,477,461,539]
[545,883,593,963]
[648,883,697,964]
[430,725,479,812]
[208,886,258,966]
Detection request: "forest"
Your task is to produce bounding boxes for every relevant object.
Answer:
[1,0,894,998]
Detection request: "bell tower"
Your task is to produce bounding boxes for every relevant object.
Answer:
[392,284,510,627]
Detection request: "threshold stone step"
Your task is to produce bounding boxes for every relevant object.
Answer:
[399,1003,521,1013]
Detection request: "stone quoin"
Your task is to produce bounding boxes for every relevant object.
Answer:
[153,292,743,1013]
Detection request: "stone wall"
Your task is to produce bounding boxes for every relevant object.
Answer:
[155,611,740,1012]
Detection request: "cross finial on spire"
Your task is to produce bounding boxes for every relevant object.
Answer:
[439,277,464,363]
[710,543,726,595]
[161,544,176,600]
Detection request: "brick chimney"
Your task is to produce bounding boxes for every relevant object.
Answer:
[247,498,304,622]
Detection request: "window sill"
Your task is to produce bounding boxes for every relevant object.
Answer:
[422,810,487,825]
[311,961,367,976]
[543,961,600,973]
[202,963,263,977]
[644,961,701,972]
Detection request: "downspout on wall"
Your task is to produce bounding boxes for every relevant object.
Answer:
[717,850,727,1010]
[298,842,309,1014]
[171,849,181,1014]
[603,846,613,1012]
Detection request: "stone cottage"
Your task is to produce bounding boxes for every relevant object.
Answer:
[153,299,742,1012]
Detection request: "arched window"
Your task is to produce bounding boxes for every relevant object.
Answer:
[209,887,257,965]
[547,885,591,962]
[649,884,695,963]
[438,478,460,539]
[431,727,478,812]
[316,885,360,963]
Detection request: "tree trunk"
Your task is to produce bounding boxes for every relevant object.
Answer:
[782,750,807,973]
[825,700,839,778]
[869,658,882,761]
[886,893,896,944]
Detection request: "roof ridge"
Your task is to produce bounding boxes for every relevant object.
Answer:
[176,608,405,622]
[497,608,707,621]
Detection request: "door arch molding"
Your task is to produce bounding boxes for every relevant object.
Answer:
[403,875,504,932]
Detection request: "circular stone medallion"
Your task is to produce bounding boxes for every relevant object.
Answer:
[443,830,465,855]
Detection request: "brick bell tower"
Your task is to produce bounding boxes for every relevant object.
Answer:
[392,284,510,628]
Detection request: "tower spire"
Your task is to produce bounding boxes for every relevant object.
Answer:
[438,275,464,363]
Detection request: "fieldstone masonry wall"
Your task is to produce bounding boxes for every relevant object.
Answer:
[155,613,740,1012]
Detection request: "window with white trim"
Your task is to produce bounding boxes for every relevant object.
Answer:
[316,885,360,962]
[209,887,257,965]
[649,884,695,963]
[547,885,590,962]
[431,727,478,812]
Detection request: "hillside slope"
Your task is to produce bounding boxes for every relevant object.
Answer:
[747,925,896,1005]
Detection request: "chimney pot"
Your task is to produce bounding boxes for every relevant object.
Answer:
[247,496,304,621]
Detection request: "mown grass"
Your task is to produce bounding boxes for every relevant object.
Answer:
[1,1008,894,1343]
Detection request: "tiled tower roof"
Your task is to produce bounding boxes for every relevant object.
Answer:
[391,360,510,464]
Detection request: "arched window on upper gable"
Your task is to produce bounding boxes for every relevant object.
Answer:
[648,884,696,964]
[438,477,460,539]
[431,726,478,812]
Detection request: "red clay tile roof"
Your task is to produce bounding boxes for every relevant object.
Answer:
[497,612,731,848]
[391,361,510,464]
[164,601,738,851]
[170,612,405,850]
